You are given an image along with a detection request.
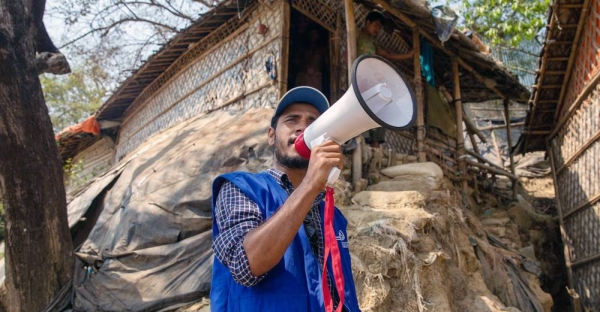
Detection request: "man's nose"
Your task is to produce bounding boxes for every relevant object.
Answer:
[295,119,311,133]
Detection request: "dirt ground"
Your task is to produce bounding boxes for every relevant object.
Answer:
[341,167,558,312]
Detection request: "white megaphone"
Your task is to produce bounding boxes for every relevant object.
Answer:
[295,55,417,185]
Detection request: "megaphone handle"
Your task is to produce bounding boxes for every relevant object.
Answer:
[327,167,341,186]
[307,133,341,186]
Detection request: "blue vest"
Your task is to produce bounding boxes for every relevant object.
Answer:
[210,171,360,312]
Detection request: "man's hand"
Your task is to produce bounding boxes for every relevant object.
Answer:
[242,140,343,277]
[302,140,344,192]
[378,47,416,61]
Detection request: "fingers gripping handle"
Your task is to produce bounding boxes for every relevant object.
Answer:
[308,133,340,187]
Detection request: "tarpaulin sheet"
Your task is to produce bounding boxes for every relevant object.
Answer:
[55,115,100,141]
[67,108,275,311]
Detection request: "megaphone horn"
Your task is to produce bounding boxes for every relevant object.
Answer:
[295,55,417,184]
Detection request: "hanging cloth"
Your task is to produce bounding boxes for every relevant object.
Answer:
[420,39,436,87]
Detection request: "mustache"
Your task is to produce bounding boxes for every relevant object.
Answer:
[274,133,298,146]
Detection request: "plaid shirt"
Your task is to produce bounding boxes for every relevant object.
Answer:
[213,168,344,309]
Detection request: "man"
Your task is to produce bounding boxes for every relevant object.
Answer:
[210,86,361,311]
[358,10,414,147]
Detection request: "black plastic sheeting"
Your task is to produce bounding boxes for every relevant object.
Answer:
[62,109,275,311]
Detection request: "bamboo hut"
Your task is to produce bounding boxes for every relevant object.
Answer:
[57,0,528,192]
[516,0,600,310]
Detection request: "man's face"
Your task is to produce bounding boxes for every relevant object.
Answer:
[365,20,383,37]
[268,103,321,169]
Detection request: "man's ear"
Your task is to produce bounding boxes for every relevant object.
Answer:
[268,127,275,146]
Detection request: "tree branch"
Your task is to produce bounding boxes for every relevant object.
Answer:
[59,17,178,49]
[126,0,195,22]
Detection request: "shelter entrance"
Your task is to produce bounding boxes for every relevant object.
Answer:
[287,9,331,100]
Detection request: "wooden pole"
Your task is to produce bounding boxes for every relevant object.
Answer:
[465,150,506,172]
[330,13,341,101]
[477,121,525,131]
[548,141,576,305]
[372,0,517,102]
[503,99,517,199]
[344,0,357,84]
[452,59,466,187]
[279,1,291,97]
[467,130,481,161]
[344,0,361,185]
[463,112,488,143]
[464,159,518,180]
[489,125,502,166]
[413,28,426,162]
[440,86,487,144]
[554,0,591,122]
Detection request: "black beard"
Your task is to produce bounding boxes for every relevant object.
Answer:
[274,140,309,169]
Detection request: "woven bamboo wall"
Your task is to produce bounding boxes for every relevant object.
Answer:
[562,0,600,118]
[115,2,283,161]
[550,31,600,309]
[67,137,115,193]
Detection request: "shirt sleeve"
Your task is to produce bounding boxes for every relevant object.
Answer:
[212,181,266,286]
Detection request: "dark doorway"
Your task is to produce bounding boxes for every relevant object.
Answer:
[288,9,331,100]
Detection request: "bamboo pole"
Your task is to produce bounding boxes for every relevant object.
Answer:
[463,113,488,143]
[465,150,506,172]
[467,130,482,162]
[503,99,517,199]
[571,251,600,268]
[427,146,457,164]
[489,127,502,164]
[344,0,361,185]
[563,192,600,220]
[344,0,357,83]
[352,136,363,184]
[477,122,525,131]
[427,129,457,149]
[330,13,341,101]
[413,28,426,162]
[464,159,518,180]
[548,141,576,305]
[557,129,600,175]
[372,0,515,103]
[426,137,456,153]
[456,58,506,99]
[554,0,591,122]
[452,59,466,187]
[440,84,487,143]
[279,1,291,97]
[426,147,460,182]
[521,130,552,135]
[550,71,600,140]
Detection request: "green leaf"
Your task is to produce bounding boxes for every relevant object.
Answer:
[453,0,548,47]
[41,64,108,134]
